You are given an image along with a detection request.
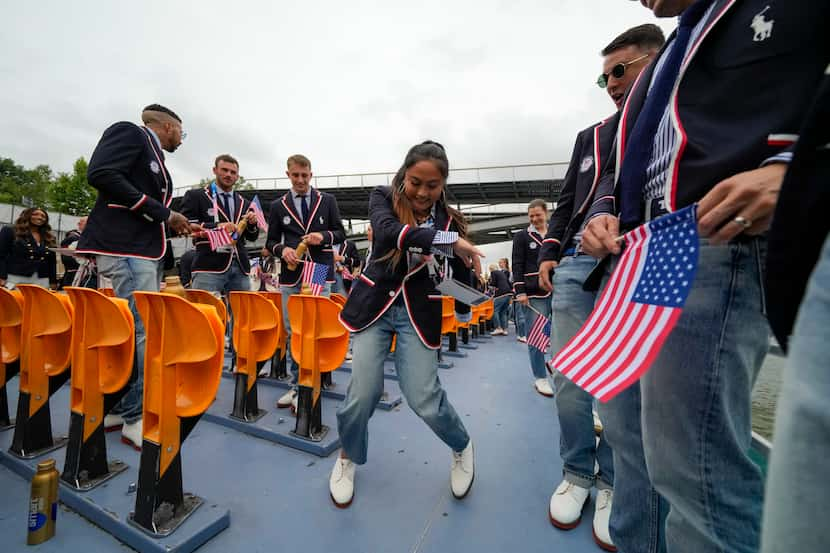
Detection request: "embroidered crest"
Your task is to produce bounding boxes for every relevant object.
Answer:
[580,155,594,173]
[751,6,774,42]
[530,242,538,250]
[149,160,160,174]
[319,216,324,225]
[207,208,217,216]
[283,216,291,225]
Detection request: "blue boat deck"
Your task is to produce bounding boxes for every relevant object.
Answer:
[0,334,645,552]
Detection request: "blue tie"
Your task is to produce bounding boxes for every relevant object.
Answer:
[617,0,714,227]
[299,194,309,224]
[222,193,234,221]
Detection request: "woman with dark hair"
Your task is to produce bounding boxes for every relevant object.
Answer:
[330,141,483,508]
[488,262,512,335]
[0,207,57,289]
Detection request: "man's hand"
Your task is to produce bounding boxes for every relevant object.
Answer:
[516,293,529,306]
[334,254,346,263]
[281,246,300,266]
[303,232,324,245]
[189,222,204,234]
[581,214,621,258]
[697,163,787,244]
[217,222,237,233]
[245,210,257,225]
[538,260,559,292]
[168,211,191,236]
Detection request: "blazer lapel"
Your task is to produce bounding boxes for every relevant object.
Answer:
[281,192,304,229]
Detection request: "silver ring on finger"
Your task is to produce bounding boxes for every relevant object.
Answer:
[732,216,752,229]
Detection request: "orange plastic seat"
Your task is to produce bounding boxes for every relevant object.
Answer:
[133,292,224,473]
[185,289,228,323]
[259,291,287,356]
[440,296,457,336]
[229,292,280,387]
[329,293,347,308]
[0,288,23,428]
[98,288,115,298]
[64,287,135,442]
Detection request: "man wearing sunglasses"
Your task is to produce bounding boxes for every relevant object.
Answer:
[537,24,664,552]
[580,1,830,552]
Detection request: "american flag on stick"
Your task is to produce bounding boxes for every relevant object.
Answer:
[204,227,233,250]
[527,312,551,353]
[550,204,699,402]
[301,260,328,296]
[250,195,268,231]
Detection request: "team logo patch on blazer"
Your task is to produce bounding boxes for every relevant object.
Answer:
[751,6,774,42]
[149,160,160,174]
[283,216,291,225]
[580,155,594,173]
[529,242,537,249]
[319,216,324,224]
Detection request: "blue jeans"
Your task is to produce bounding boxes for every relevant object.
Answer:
[761,235,830,553]
[493,295,511,330]
[598,238,768,553]
[96,255,162,424]
[281,281,331,384]
[337,299,470,464]
[551,255,613,490]
[191,262,251,294]
[514,300,527,336]
[523,296,551,379]
[332,272,347,296]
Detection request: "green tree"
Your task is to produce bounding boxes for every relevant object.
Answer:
[0,157,51,207]
[47,158,96,216]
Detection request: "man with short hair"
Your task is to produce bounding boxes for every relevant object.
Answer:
[266,154,346,410]
[180,154,259,293]
[77,104,192,449]
[538,23,665,552]
[512,198,554,397]
[580,2,830,552]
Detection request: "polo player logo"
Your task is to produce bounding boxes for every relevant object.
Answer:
[751,6,774,42]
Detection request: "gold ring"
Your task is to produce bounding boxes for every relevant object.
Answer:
[732,216,752,229]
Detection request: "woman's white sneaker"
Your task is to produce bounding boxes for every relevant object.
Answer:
[592,489,616,551]
[534,378,554,397]
[450,440,475,499]
[549,479,590,529]
[329,456,356,508]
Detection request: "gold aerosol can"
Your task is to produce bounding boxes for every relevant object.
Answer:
[27,458,58,545]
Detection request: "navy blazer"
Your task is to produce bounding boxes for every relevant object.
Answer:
[339,186,472,349]
[265,188,346,285]
[180,187,259,274]
[766,72,830,351]
[586,0,830,226]
[512,227,550,299]
[540,114,619,263]
[0,227,57,283]
[489,269,512,298]
[77,122,173,259]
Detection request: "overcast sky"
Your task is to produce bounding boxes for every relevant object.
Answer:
[2,1,674,193]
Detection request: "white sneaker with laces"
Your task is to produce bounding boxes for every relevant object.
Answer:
[103,414,124,432]
[120,419,143,451]
[277,388,297,408]
[450,440,475,499]
[329,456,356,508]
[593,489,617,551]
[549,479,590,529]
[534,378,554,397]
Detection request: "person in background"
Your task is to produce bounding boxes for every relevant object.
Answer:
[76,103,192,450]
[500,257,523,339]
[333,238,361,295]
[0,207,57,289]
[512,199,554,397]
[488,262,512,335]
[178,247,197,288]
[330,140,483,508]
[59,215,87,288]
[538,23,665,551]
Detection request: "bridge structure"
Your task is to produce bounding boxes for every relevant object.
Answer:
[171,162,569,251]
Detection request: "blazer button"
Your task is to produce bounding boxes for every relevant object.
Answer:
[388,291,395,297]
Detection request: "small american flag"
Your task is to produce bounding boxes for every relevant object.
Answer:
[527,312,551,353]
[341,268,354,281]
[301,260,328,296]
[250,195,268,231]
[205,227,233,250]
[550,205,699,402]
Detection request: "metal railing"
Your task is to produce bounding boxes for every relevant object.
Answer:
[172,161,570,196]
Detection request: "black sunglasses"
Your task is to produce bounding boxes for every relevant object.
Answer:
[597,53,650,88]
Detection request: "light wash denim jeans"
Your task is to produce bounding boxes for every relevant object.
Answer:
[550,254,614,490]
[281,280,331,384]
[332,272,347,296]
[597,238,768,553]
[96,255,162,424]
[336,298,470,464]
[523,295,552,380]
[493,295,511,330]
[514,300,527,337]
[191,262,251,294]
[761,235,830,553]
